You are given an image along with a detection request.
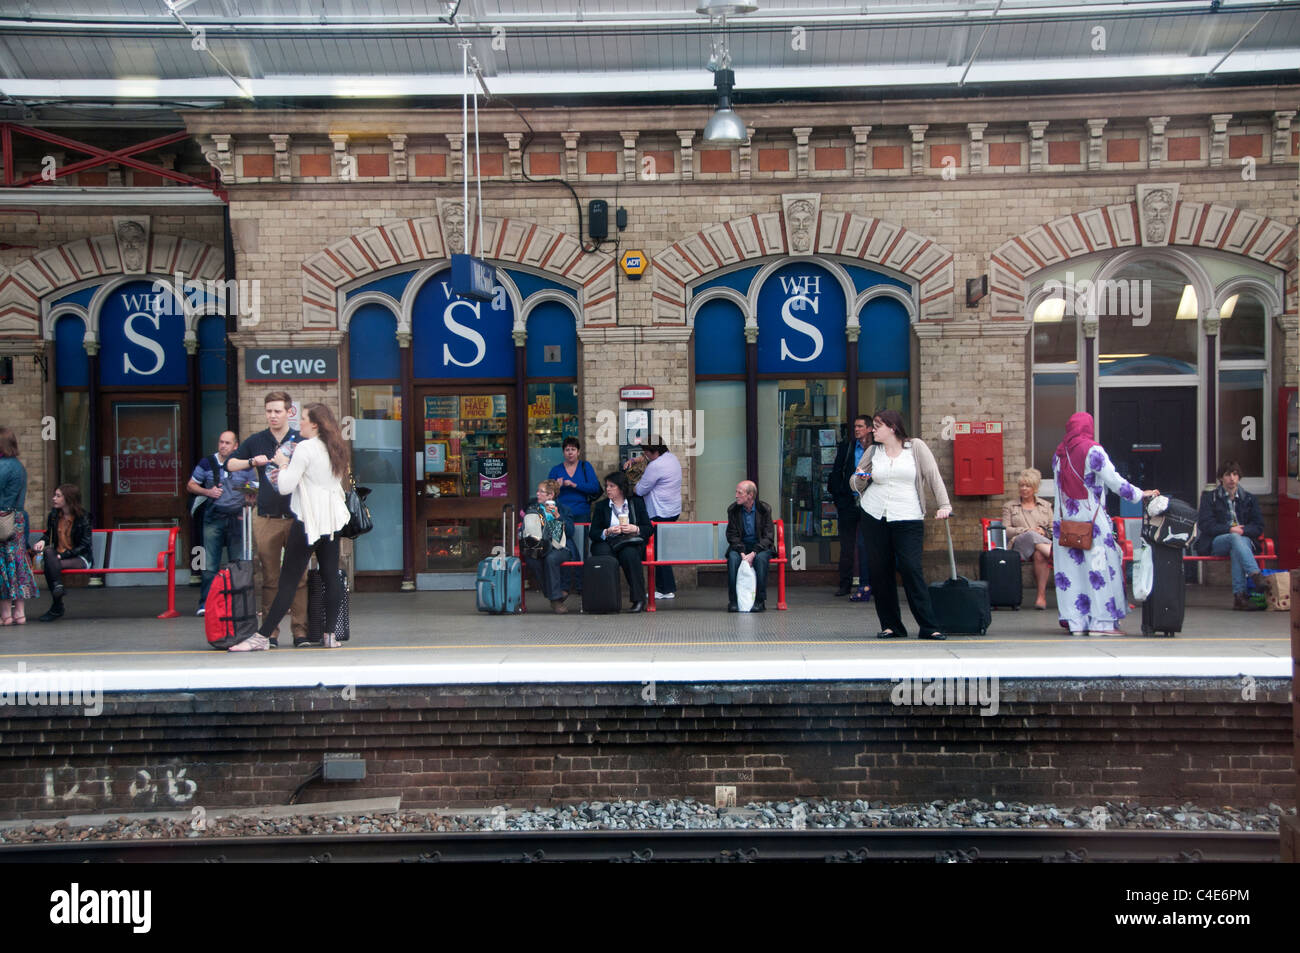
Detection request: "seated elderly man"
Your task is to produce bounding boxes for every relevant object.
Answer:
[1195,460,1265,611]
[726,480,775,613]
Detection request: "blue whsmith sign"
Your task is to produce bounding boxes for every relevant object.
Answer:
[450,253,497,302]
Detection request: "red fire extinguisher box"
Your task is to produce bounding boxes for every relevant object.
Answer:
[953,421,1004,496]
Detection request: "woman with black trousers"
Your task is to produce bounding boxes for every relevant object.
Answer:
[850,409,953,640]
[230,403,350,651]
[589,470,653,613]
[31,483,93,623]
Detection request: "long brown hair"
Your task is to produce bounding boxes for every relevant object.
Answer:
[57,483,85,518]
[0,426,18,458]
[306,403,348,478]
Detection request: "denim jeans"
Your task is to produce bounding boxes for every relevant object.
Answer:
[201,509,244,605]
[1209,532,1260,594]
[727,544,772,607]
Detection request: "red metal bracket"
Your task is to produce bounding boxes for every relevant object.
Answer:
[0,123,221,195]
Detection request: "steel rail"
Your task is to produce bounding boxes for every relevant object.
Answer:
[0,829,1278,864]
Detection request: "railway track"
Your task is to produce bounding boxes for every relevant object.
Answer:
[0,829,1278,863]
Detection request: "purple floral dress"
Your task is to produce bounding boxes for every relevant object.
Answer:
[1051,444,1142,632]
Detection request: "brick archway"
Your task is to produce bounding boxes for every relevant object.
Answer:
[989,201,1298,319]
[301,214,617,329]
[0,234,225,338]
[650,209,956,322]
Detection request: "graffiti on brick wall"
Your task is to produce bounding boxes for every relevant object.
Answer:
[41,765,197,809]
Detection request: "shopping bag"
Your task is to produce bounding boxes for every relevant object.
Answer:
[736,559,757,613]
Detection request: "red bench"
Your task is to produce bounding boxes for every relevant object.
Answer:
[645,519,789,612]
[535,519,790,612]
[980,515,1277,570]
[56,527,180,619]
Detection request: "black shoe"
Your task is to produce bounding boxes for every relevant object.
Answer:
[727,604,739,612]
[876,629,904,639]
[834,585,851,597]
[268,636,279,648]
[629,601,645,613]
[38,607,63,623]
[293,637,323,648]
[919,631,947,640]
[752,601,766,613]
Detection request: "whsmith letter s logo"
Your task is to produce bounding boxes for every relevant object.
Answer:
[779,275,823,363]
[440,281,486,368]
[122,293,168,376]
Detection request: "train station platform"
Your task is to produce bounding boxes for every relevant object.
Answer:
[0,583,1290,691]
[0,583,1292,817]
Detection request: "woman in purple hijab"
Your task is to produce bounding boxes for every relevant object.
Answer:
[1051,412,1159,636]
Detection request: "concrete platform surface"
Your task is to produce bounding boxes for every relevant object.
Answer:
[0,584,1290,690]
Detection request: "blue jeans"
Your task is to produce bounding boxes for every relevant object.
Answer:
[1210,533,1260,594]
[727,545,772,607]
[201,509,244,605]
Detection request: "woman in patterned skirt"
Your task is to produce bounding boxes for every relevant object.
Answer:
[0,427,40,624]
[1051,412,1159,636]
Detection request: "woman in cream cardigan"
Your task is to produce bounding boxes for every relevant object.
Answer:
[231,403,351,652]
[850,409,953,640]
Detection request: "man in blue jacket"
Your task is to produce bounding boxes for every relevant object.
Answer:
[1194,461,1265,611]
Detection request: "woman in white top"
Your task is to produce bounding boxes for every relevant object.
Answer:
[850,409,953,640]
[231,403,351,652]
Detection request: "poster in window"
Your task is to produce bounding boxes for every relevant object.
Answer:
[529,394,553,418]
[477,451,508,497]
[461,395,493,420]
[425,396,459,418]
[820,446,838,464]
[818,428,837,447]
[425,442,447,474]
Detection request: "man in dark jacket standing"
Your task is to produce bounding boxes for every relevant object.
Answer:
[726,480,775,612]
[1195,460,1265,611]
[827,415,871,596]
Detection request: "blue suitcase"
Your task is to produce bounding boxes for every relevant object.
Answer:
[476,505,522,615]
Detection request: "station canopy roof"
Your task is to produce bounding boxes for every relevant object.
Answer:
[0,0,1298,118]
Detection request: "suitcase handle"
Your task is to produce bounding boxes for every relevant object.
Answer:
[944,518,958,581]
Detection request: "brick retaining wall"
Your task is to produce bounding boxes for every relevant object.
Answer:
[0,678,1291,817]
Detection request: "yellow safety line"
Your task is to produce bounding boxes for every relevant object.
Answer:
[0,634,1288,661]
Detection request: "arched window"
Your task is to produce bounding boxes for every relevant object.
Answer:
[1217,287,1272,483]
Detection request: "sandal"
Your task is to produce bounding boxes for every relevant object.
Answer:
[849,586,872,602]
[12,608,24,624]
[322,633,342,648]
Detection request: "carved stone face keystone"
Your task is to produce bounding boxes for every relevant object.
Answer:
[117,221,147,272]
[788,199,815,252]
[1140,188,1173,244]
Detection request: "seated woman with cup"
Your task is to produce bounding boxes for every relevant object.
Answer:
[1002,467,1054,610]
[588,470,652,613]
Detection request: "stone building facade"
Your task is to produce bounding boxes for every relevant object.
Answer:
[1,84,1295,588]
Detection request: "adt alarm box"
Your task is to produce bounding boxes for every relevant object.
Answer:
[953,421,1004,496]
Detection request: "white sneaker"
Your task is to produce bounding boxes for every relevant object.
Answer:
[228,633,270,652]
[196,606,205,617]
[654,591,675,600]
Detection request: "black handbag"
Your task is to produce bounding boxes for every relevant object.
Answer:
[340,475,373,540]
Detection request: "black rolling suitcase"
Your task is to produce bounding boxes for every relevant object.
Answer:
[979,548,1023,609]
[581,556,623,614]
[928,521,991,636]
[308,566,350,642]
[1139,496,1191,638]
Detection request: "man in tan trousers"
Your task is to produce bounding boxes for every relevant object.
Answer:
[228,391,308,647]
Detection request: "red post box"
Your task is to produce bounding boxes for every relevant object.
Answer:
[953,420,1004,496]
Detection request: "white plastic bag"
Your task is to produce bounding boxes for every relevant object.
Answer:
[1132,538,1153,602]
[736,559,757,612]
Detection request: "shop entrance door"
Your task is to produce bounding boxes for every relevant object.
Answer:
[413,386,516,585]
[98,394,192,573]
[1099,386,1197,515]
